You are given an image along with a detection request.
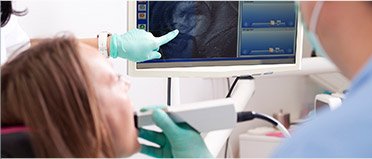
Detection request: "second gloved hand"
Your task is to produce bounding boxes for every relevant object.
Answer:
[110,29,179,62]
[139,109,213,158]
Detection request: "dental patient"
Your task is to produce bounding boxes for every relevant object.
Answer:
[1,36,139,157]
[1,35,212,158]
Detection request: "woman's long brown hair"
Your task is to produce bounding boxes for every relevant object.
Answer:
[1,36,115,157]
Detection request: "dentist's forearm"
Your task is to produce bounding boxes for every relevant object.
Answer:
[31,37,111,56]
[80,37,111,56]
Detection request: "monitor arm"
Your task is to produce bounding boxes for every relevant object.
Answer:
[204,76,255,157]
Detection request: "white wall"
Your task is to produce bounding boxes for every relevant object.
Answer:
[16,0,127,37]
[16,1,322,158]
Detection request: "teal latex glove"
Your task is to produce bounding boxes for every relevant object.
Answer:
[110,29,179,62]
[138,109,213,158]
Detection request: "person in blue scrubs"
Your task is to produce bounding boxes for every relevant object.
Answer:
[273,1,372,157]
[139,1,372,157]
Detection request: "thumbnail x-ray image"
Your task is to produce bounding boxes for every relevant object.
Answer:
[149,1,238,59]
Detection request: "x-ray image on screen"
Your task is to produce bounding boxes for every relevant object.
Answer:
[148,1,238,59]
[135,1,297,69]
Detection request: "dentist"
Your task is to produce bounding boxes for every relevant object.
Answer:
[139,1,372,157]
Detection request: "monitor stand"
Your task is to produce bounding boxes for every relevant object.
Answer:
[203,77,255,157]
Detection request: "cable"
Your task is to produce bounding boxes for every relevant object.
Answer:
[167,77,171,106]
[224,136,230,158]
[225,77,239,98]
[226,75,254,98]
[276,122,291,138]
[224,76,289,138]
[237,111,291,138]
[224,75,254,157]
[226,77,231,90]
[249,112,277,126]
[224,77,240,158]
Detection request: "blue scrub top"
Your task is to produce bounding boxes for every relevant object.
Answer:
[273,57,372,157]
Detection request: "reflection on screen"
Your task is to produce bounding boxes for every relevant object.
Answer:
[136,1,297,69]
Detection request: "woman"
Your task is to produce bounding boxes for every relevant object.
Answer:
[1,36,139,157]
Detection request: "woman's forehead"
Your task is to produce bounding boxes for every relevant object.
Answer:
[78,43,115,80]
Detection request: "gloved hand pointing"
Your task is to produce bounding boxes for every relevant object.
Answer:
[110,29,179,62]
[139,109,213,158]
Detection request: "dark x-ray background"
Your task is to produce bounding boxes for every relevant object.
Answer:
[149,1,238,59]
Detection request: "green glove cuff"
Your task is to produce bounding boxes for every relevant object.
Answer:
[109,34,119,58]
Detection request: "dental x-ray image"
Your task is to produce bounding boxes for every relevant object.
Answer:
[149,1,238,59]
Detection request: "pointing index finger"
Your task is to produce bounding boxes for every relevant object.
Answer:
[156,29,179,46]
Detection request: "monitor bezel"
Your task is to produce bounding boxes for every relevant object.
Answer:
[127,1,303,78]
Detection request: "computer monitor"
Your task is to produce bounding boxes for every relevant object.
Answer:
[127,1,303,78]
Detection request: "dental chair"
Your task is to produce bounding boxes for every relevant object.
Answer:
[1,126,34,158]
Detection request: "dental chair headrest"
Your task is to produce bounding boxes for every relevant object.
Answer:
[1,126,35,158]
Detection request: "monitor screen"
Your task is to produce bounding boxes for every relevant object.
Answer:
[128,1,302,77]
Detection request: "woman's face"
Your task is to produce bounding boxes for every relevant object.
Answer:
[79,44,140,157]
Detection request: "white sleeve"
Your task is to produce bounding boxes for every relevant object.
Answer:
[1,15,30,65]
[1,33,7,65]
